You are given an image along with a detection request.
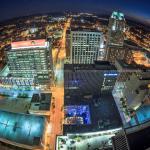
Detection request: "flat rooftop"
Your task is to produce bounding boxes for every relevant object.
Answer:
[127,124,150,150]
[126,105,150,128]
[0,96,31,113]
[63,62,121,134]
[0,110,45,147]
[11,39,48,50]
[64,61,116,71]
[64,62,117,96]
[30,93,51,111]
[63,93,122,134]
[71,27,100,33]
[64,105,91,125]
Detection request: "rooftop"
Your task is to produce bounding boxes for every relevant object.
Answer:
[64,62,117,96]
[126,122,150,150]
[0,96,31,113]
[63,62,121,134]
[30,93,51,111]
[63,93,122,134]
[126,105,150,127]
[71,27,100,33]
[0,110,45,147]
[111,11,125,20]
[11,39,48,49]
[64,61,116,71]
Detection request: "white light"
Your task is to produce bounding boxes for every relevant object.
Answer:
[47,123,52,134]
[31,123,40,133]
[100,43,104,49]
[23,121,30,132]
[112,25,116,31]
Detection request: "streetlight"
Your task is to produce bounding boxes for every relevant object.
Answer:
[47,123,52,134]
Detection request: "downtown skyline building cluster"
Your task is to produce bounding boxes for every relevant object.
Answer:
[0,10,149,150]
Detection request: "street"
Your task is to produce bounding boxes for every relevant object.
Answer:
[45,18,71,150]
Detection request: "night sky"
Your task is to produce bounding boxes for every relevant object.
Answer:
[0,0,150,23]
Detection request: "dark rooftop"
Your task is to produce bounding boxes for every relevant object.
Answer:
[64,62,117,96]
[64,61,116,71]
[63,93,122,134]
[71,27,100,33]
[127,124,150,150]
[30,93,51,111]
[63,62,122,134]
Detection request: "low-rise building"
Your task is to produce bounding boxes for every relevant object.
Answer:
[0,110,47,150]
[29,93,51,116]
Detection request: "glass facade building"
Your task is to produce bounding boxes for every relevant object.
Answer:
[6,39,53,85]
[105,11,127,64]
[108,11,126,46]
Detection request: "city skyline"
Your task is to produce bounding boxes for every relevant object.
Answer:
[0,2,150,149]
[0,0,150,24]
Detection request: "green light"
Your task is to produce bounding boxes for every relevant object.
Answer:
[111,11,124,20]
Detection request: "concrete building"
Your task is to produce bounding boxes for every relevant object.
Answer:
[113,60,150,124]
[122,72,150,110]
[69,28,104,64]
[115,60,141,82]
[29,93,52,116]
[6,39,53,86]
[114,60,150,110]
[106,46,132,64]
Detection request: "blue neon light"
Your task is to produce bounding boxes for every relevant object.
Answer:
[104,73,118,77]
[65,105,91,125]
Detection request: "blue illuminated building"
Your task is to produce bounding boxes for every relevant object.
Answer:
[104,73,118,77]
[64,105,91,125]
[0,110,45,149]
[129,105,150,127]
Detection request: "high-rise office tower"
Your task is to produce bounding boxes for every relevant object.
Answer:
[6,39,53,85]
[107,11,126,46]
[70,28,104,64]
[105,11,126,63]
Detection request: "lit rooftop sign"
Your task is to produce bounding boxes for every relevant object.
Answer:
[111,11,125,20]
[104,73,118,77]
[11,39,47,49]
